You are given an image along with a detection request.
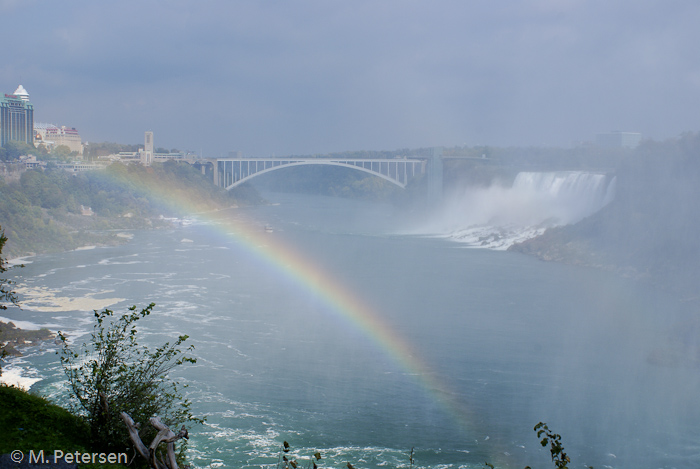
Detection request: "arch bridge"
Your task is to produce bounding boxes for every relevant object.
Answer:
[214,157,427,190]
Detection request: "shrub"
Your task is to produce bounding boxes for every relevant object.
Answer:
[0,228,20,376]
[58,303,202,461]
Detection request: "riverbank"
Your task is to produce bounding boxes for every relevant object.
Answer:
[0,161,264,259]
[0,320,54,357]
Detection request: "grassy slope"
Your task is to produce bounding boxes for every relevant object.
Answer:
[0,385,129,469]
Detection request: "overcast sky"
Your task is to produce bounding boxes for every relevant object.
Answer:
[2,0,699,157]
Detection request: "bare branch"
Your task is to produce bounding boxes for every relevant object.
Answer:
[120,412,150,461]
[122,412,189,469]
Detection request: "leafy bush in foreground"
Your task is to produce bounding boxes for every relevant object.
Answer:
[58,303,202,464]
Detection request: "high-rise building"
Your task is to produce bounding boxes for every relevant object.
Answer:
[1,85,34,147]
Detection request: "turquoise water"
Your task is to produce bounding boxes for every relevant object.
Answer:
[4,192,698,468]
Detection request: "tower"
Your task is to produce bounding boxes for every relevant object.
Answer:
[141,131,154,166]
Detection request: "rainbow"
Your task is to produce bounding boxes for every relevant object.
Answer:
[106,169,506,461]
[196,210,482,431]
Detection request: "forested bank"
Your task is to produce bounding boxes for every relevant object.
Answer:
[511,131,700,297]
[0,160,262,258]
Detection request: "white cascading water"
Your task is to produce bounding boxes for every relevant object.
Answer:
[412,171,616,250]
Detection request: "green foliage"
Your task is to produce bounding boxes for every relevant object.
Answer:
[533,422,570,469]
[0,159,260,257]
[0,384,87,450]
[50,145,73,160]
[0,141,38,161]
[0,173,99,256]
[0,385,129,469]
[481,422,581,469]
[0,228,21,375]
[0,229,19,311]
[58,303,202,460]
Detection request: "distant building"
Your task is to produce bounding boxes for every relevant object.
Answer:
[109,131,186,165]
[35,123,84,155]
[0,85,34,148]
[141,131,154,166]
[19,154,44,170]
[55,162,104,172]
[153,151,186,163]
[15,155,103,173]
[33,122,51,141]
[596,131,642,149]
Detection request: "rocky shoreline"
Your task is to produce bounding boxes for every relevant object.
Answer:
[0,320,55,357]
[508,225,647,279]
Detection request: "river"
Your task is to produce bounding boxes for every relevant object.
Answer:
[2,188,699,469]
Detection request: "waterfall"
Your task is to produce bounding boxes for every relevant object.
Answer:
[410,171,616,250]
[510,171,616,225]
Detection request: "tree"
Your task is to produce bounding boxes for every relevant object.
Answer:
[0,228,21,376]
[530,422,571,469]
[0,229,18,310]
[0,141,37,161]
[50,145,73,161]
[58,303,202,463]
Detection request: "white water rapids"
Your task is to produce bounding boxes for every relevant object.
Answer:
[412,171,616,249]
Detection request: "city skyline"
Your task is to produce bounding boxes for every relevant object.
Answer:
[2,1,700,157]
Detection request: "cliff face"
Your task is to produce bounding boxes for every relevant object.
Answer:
[510,132,700,299]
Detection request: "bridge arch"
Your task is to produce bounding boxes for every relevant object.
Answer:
[215,157,425,191]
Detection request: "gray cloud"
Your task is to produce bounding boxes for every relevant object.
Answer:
[2,0,699,156]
